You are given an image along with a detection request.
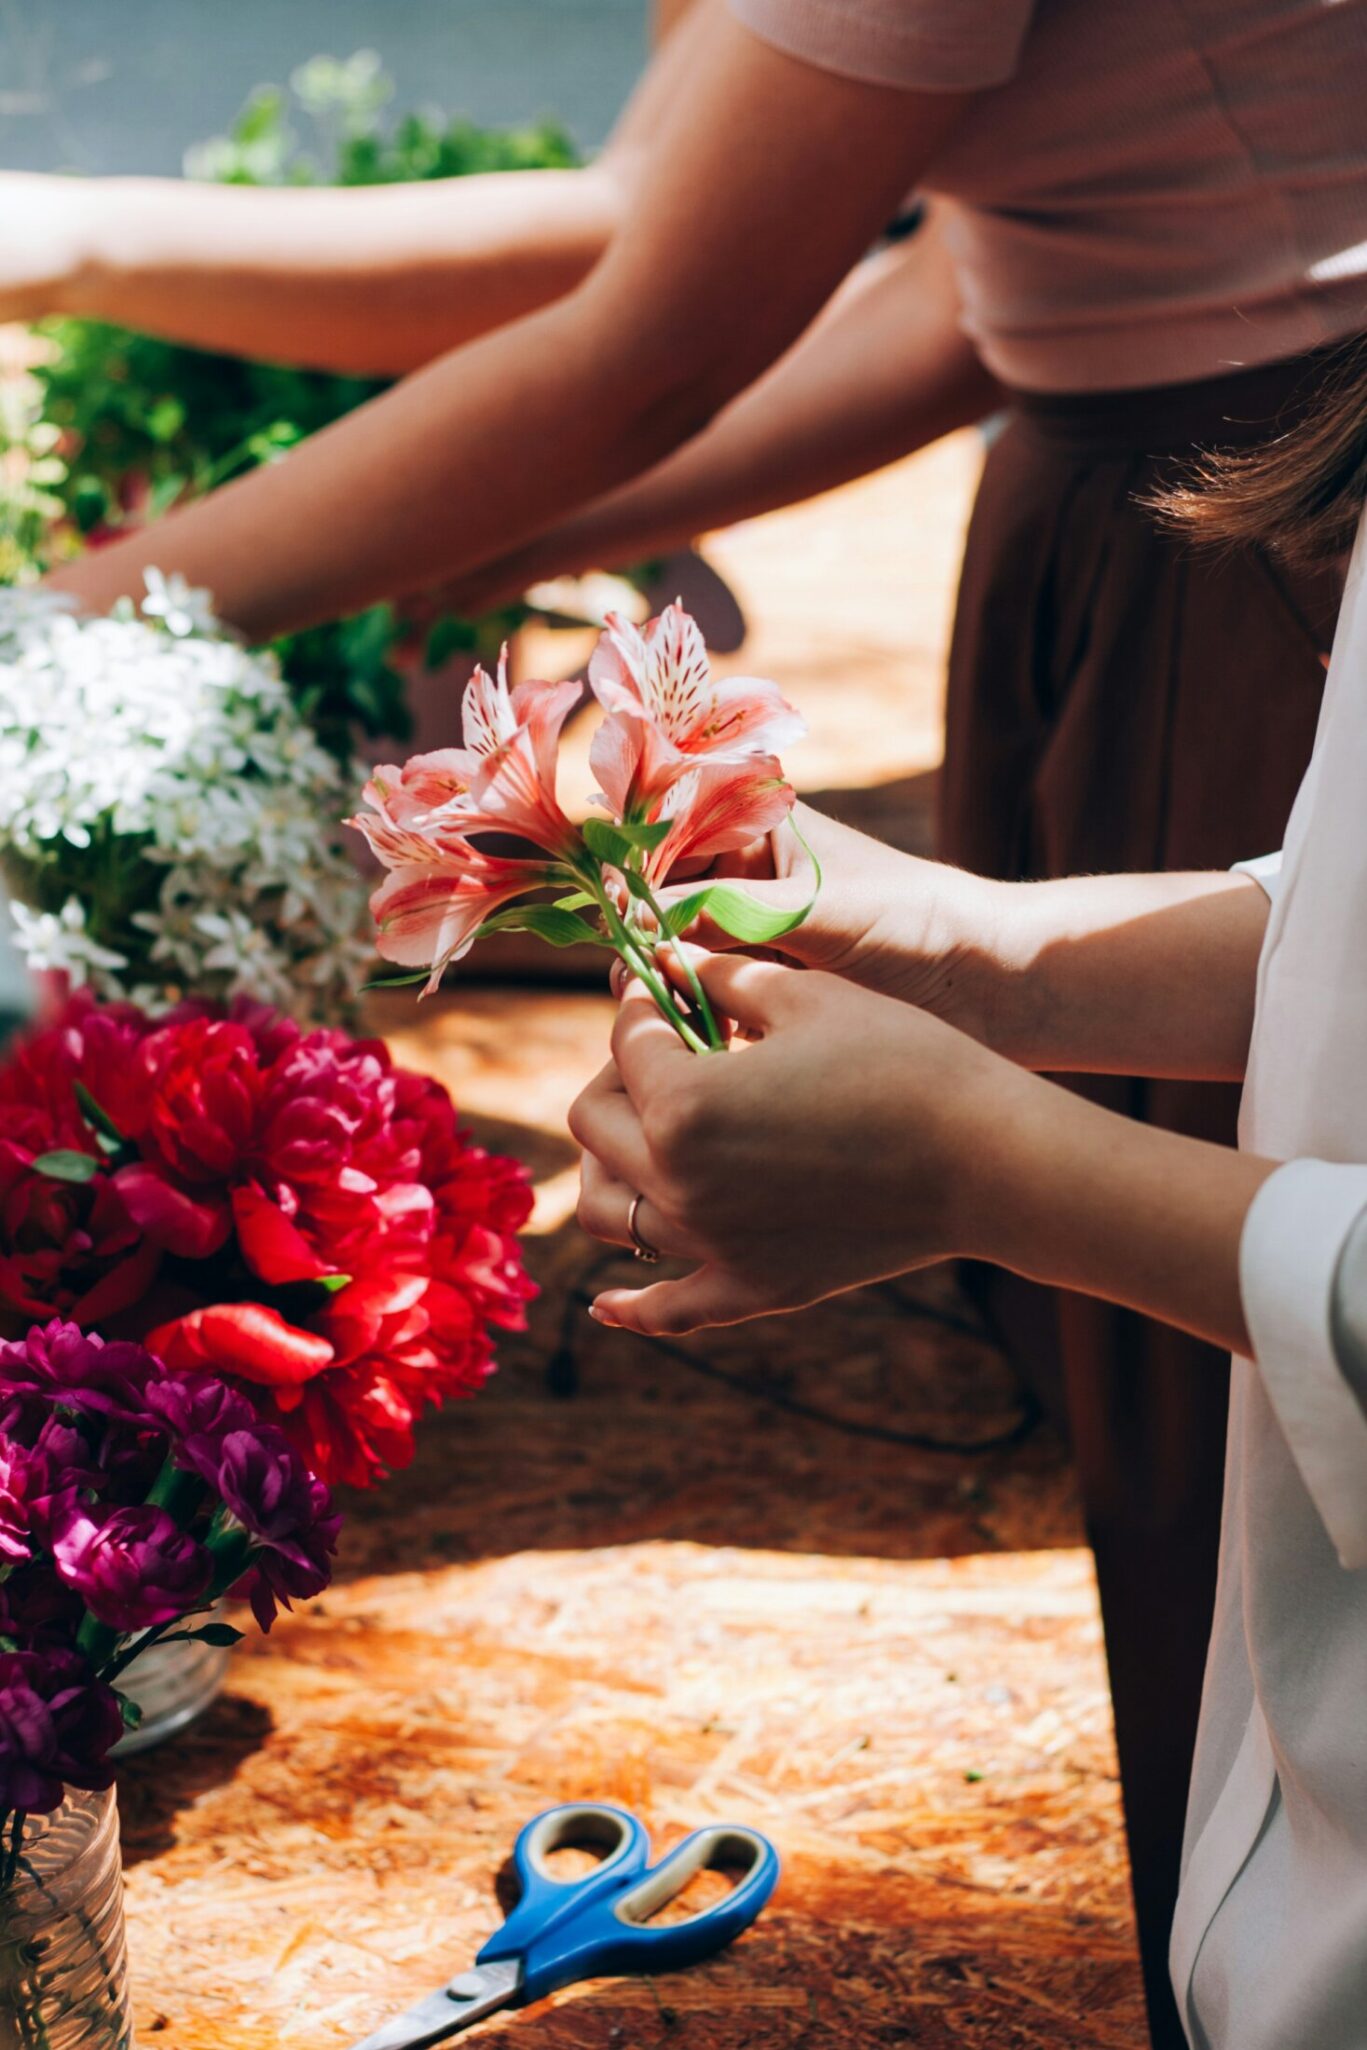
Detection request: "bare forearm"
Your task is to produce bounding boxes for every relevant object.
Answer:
[46,282,696,637]
[977,869,1269,1079]
[964,1063,1274,1354]
[44,18,963,641]
[459,217,999,601]
[56,170,624,376]
[19,3,717,376]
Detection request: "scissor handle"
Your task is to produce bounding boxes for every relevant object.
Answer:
[513,1823,779,2006]
[476,1803,650,1969]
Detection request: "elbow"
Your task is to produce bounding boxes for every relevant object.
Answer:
[615,376,730,471]
[598,314,759,472]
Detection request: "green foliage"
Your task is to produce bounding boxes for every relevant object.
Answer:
[31,1150,101,1185]
[23,53,585,748]
[476,903,613,947]
[663,816,823,944]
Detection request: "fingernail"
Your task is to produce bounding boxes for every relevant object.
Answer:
[588,1302,621,1327]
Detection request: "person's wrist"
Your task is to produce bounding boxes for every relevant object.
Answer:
[972,881,1068,1067]
[941,1051,1053,1264]
[885,865,1024,1052]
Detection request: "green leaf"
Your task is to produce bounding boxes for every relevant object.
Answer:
[582,817,672,866]
[147,474,189,519]
[184,1623,245,1649]
[662,813,824,944]
[581,818,634,869]
[424,614,478,668]
[622,869,655,904]
[662,884,813,946]
[475,904,610,949]
[318,1273,352,1294]
[615,819,673,851]
[73,1082,126,1151]
[146,396,186,444]
[32,1150,100,1185]
[118,1694,144,1732]
[553,890,596,913]
[360,969,432,991]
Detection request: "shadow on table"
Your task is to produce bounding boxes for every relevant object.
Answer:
[328,1194,1073,1584]
[117,1692,274,1868]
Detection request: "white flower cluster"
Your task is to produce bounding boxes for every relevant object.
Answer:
[0,576,372,1019]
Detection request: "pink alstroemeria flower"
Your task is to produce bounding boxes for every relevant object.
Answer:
[643,756,798,886]
[371,855,552,993]
[349,652,585,991]
[589,602,805,813]
[359,651,581,857]
[350,778,556,996]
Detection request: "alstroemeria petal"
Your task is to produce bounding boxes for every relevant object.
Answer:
[587,604,804,802]
[370,864,536,992]
[645,757,797,882]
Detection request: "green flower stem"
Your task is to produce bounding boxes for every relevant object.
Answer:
[101,1614,181,1687]
[204,1520,255,1602]
[72,1613,120,1675]
[145,1458,206,1528]
[629,878,724,1052]
[594,890,711,1057]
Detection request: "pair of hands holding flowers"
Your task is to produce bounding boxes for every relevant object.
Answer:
[571,803,1046,1335]
[357,602,1265,1350]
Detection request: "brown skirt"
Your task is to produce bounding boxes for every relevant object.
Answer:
[939,352,1344,2050]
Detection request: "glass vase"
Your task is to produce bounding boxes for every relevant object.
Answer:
[0,1786,133,2049]
[115,1611,231,1757]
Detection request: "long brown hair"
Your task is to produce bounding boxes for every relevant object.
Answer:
[1157,338,1367,560]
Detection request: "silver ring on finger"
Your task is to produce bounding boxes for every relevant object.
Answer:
[627,1191,662,1264]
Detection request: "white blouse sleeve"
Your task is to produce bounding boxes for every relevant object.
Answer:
[1232,850,1284,903]
[1241,1160,1367,1569]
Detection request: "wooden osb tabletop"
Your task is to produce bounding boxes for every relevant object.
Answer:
[117,437,1147,2047]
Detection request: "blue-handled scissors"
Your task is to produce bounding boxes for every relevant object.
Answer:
[349,1803,780,2050]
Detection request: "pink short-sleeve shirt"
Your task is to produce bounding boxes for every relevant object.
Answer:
[730,0,1367,392]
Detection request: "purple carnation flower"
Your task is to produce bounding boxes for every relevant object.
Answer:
[49,1501,212,1634]
[32,1412,104,1487]
[142,1370,259,1487]
[0,1564,85,1650]
[0,1432,76,1564]
[0,1649,123,1815]
[214,1427,340,1631]
[0,1322,157,1426]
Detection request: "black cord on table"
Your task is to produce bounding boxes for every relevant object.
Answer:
[546,1252,1042,1457]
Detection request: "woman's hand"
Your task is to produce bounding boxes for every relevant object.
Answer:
[570,946,1272,1348]
[658,806,1273,1081]
[569,950,1030,1333]
[658,802,1010,1033]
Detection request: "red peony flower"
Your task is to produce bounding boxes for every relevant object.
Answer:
[0,994,535,1488]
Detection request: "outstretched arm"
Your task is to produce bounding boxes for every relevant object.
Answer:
[45,13,972,640]
[0,0,719,375]
[435,209,1002,615]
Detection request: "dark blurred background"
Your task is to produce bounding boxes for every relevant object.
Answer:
[0,1,648,171]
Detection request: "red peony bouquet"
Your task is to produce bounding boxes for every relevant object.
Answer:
[0,995,534,1487]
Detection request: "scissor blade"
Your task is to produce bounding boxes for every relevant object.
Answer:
[349,1960,521,2050]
